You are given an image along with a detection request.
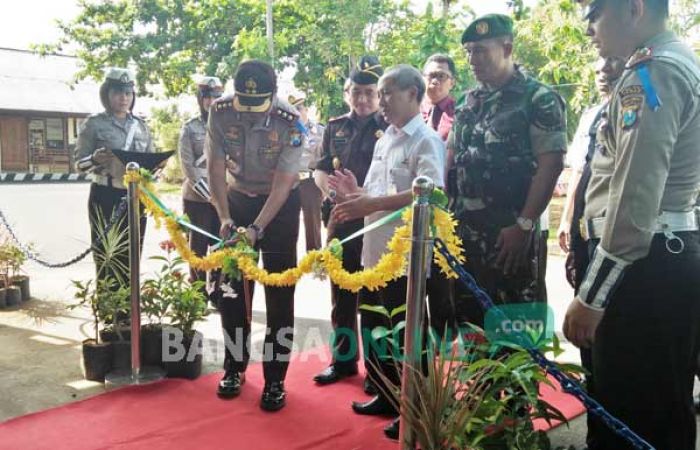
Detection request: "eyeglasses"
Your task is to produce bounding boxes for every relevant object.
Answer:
[423,71,453,82]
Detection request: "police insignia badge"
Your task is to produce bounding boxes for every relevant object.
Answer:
[208,79,216,88]
[622,107,638,129]
[268,130,279,142]
[475,21,489,35]
[120,73,129,83]
[290,130,302,147]
[375,130,384,139]
[245,78,257,94]
[332,157,341,170]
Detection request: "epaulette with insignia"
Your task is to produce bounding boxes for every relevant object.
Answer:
[214,94,235,112]
[273,103,299,125]
[328,113,351,124]
[626,47,653,69]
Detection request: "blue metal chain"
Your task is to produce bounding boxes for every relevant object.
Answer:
[433,238,655,450]
[0,198,128,269]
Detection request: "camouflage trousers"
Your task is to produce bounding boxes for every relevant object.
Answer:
[453,220,547,328]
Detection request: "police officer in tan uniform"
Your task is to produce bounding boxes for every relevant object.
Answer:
[75,68,154,285]
[566,1,700,448]
[206,60,304,412]
[179,76,223,288]
[288,94,324,252]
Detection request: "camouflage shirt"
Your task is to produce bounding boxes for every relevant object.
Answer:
[448,67,567,234]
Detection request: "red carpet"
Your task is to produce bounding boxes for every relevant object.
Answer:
[0,350,584,450]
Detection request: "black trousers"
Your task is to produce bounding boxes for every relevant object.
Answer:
[217,189,300,382]
[88,183,146,286]
[360,277,408,399]
[299,177,322,252]
[587,232,700,450]
[182,199,220,285]
[327,219,364,371]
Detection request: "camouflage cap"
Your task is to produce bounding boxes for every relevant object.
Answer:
[349,55,383,85]
[461,14,514,44]
[104,67,135,86]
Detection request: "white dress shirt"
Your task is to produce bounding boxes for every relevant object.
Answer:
[361,113,445,268]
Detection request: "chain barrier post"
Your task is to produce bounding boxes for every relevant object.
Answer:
[432,238,655,450]
[106,162,165,388]
[399,176,434,450]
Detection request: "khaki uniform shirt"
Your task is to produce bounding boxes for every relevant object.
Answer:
[580,31,700,309]
[74,112,154,190]
[205,96,304,195]
[300,121,325,172]
[179,116,208,202]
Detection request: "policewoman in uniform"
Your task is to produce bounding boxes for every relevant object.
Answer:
[566,1,700,448]
[289,94,324,252]
[206,60,304,412]
[312,56,387,389]
[179,76,223,287]
[75,68,154,284]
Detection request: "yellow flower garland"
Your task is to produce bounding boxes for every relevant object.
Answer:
[124,171,465,292]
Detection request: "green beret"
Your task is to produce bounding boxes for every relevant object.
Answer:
[461,14,514,44]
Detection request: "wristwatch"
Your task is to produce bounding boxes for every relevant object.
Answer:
[248,223,265,240]
[516,216,534,232]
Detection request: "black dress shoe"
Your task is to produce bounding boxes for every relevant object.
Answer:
[384,417,400,440]
[351,395,398,416]
[217,371,243,398]
[313,365,358,385]
[260,381,286,412]
[363,377,378,396]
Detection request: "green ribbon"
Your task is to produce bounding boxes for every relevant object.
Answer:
[141,186,222,244]
[337,206,407,246]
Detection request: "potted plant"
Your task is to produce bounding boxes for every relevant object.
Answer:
[140,241,180,367]
[7,243,30,302]
[162,258,209,379]
[70,279,113,381]
[0,241,21,306]
[370,317,583,449]
[101,280,132,370]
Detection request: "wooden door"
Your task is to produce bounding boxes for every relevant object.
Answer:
[0,117,29,171]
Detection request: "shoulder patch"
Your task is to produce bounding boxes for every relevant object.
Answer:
[618,85,644,98]
[626,47,653,69]
[531,88,566,132]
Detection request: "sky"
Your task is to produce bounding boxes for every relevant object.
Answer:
[0,0,529,51]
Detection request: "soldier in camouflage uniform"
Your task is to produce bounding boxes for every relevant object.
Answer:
[74,68,155,285]
[179,76,223,288]
[448,15,567,327]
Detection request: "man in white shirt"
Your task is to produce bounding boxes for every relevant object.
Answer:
[329,64,445,440]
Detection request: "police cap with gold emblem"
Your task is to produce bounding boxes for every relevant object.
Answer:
[233,60,276,113]
[349,55,383,85]
[461,14,514,44]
